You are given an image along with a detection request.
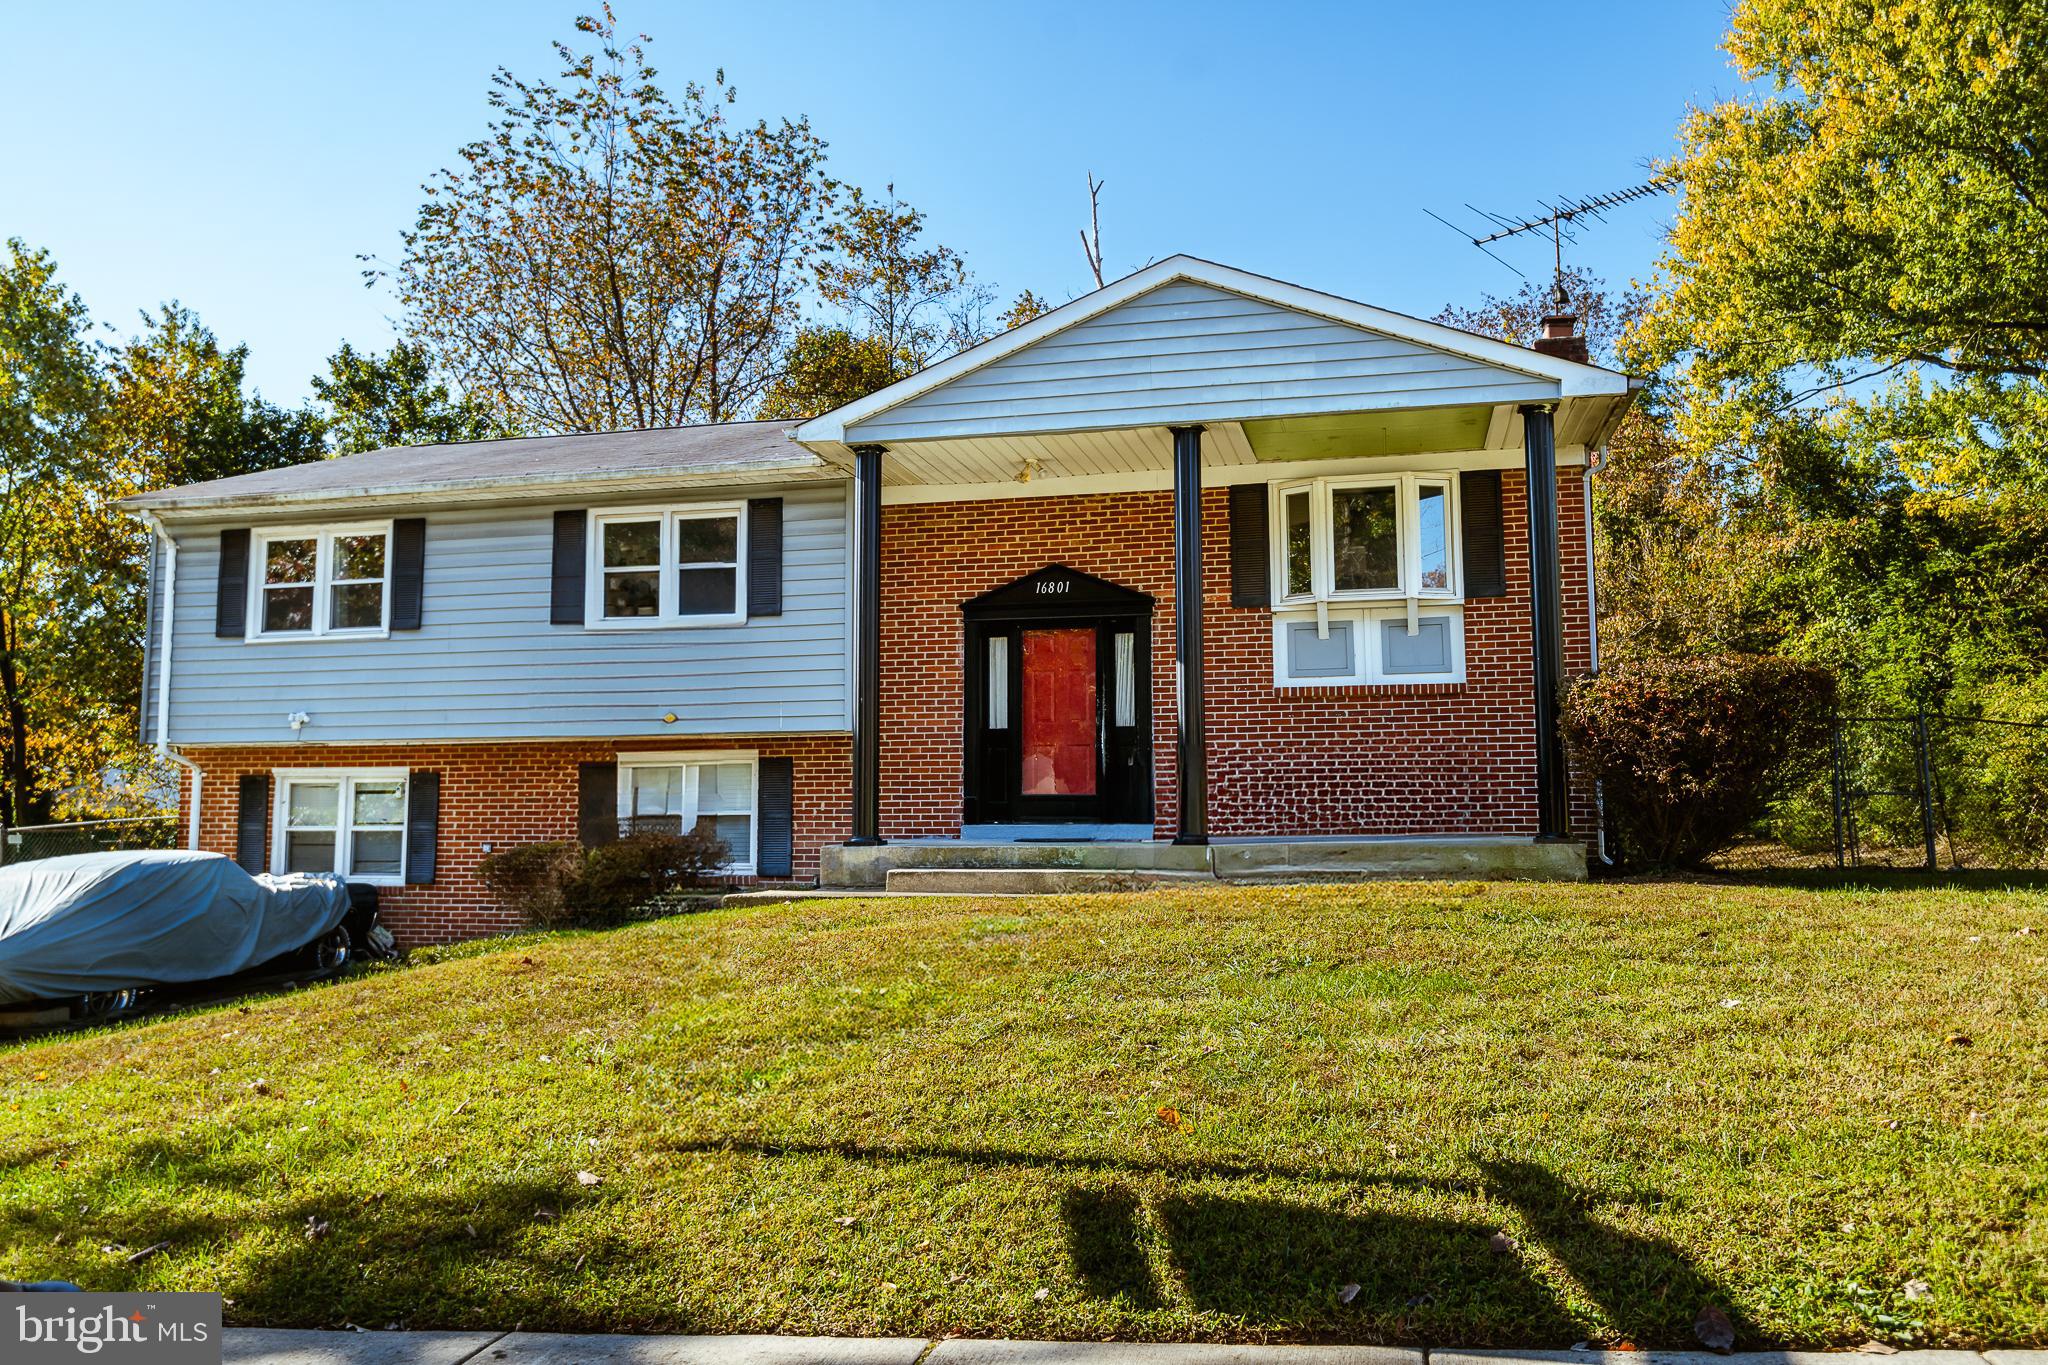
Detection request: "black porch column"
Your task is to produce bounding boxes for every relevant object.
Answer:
[849,443,885,846]
[1518,403,1570,840]
[1170,425,1209,845]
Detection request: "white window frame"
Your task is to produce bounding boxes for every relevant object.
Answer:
[1271,605,1467,688]
[614,750,759,876]
[586,503,748,629]
[270,767,409,886]
[1270,473,1462,608]
[247,522,394,642]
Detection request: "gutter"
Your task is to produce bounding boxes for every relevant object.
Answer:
[121,453,834,521]
[143,513,201,851]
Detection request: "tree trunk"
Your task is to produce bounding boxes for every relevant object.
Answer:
[0,607,42,826]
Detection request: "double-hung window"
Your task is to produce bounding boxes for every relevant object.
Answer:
[274,769,408,884]
[590,504,745,626]
[250,524,393,639]
[616,752,757,874]
[1270,474,1463,688]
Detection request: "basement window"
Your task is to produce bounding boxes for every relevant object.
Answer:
[615,752,758,875]
[273,769,408,885]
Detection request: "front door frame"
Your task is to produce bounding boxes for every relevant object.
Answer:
[962,565,1154,826]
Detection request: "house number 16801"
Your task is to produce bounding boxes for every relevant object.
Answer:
[1035,580,1070,594]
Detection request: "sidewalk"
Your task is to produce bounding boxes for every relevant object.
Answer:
[220,1333,2048,1365]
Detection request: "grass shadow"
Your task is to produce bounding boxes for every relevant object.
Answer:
[1061,1182,1160,1308]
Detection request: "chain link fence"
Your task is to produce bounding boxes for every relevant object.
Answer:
[1712,707,2048,872]
[0,816,179,866]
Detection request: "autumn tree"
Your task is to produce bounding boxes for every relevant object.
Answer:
[387,7,835,432]
[757,327,909,420]
[0,240,101,824]
[313,341,507,454]
[1635,0,2048,501]
[817,185,996,370]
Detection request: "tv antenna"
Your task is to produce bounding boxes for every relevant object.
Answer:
[1426,180,1671,302]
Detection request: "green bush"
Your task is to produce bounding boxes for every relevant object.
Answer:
[474,841,581,926]
[1941,675,2048,866]
[1564,654,1835,869]
[475,830,730,928]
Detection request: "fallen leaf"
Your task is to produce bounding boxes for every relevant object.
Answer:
[1337,1282,1361,1304]
[1032,1288,1050,1302]
[575,1170,601,1187]
[1155,1105,1182,1129]
[879,1281,897,1295]
[1944,1033,1971,1047]
[1858,1343,1899,1356]
[1720,998,1743,1009]
[304,1218,330,1244]
[1489,1231,1517,1255]
[1694,1304,1735,1353]
[1904,1278,1932,1301]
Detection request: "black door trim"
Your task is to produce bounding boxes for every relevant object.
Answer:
[962,566,1154,826]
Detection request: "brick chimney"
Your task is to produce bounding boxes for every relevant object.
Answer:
[1531,280,1589,365]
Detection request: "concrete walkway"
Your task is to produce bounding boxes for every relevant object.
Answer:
[220,1333,2048,1365]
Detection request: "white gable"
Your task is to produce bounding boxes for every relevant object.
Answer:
[799,254,1636,447]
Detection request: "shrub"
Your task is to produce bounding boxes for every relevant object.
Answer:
[1564,654,1835,869]
[573,830,731,924]
[475,841,581,926]
[475,830,731,928]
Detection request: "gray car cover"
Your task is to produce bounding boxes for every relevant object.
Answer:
[0,850,351,1005]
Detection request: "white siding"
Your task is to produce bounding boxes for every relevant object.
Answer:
[158,483,850,745]
[845,281,1558,442]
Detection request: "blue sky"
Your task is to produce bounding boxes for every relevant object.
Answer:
[2,2,1742,407]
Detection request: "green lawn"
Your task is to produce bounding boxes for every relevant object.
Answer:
[2,881,2044,1348]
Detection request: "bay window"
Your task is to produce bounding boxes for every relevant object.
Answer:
[1272,474,1460,606]
[590,504,745,626]
[250,524,392,639]
[1269,473,1464,688]
[274,769,407,884]
[616,752,757,874]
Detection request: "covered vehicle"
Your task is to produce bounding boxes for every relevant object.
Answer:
[0,850,362,1009]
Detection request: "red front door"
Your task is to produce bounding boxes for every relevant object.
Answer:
[1020,627,1098,797]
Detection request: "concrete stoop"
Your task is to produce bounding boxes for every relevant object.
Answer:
[820,836,1585,892]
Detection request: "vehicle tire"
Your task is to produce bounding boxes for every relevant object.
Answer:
[75,989,138,1022]
[312,926,352,976]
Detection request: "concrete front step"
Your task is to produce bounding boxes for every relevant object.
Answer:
[883,867,1217,894]
[822,839,1210,889]
[822,836,1585,889]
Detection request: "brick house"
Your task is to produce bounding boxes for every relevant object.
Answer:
[127,257,1637,943]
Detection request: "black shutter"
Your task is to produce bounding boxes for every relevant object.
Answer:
[235,773,270,872]
[746,497,783,618]
[578,761,618,846]
[216,528,251,638]
[551,511,587,625]
[390,518,427,630]
[1228,484,1270,608]
[404,771,440,884]
[757,756,794,877]
[1461,470,1506,598]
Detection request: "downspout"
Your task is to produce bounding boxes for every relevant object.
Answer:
[145,514,201,851]
[1583,447,1613,867]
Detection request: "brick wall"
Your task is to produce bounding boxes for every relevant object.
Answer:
[175,737,850,945]
[878,469,1597,843]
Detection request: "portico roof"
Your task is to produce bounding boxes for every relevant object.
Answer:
[792,256,1637,490]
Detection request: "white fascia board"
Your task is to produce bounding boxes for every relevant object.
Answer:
[792,254,1634,446]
